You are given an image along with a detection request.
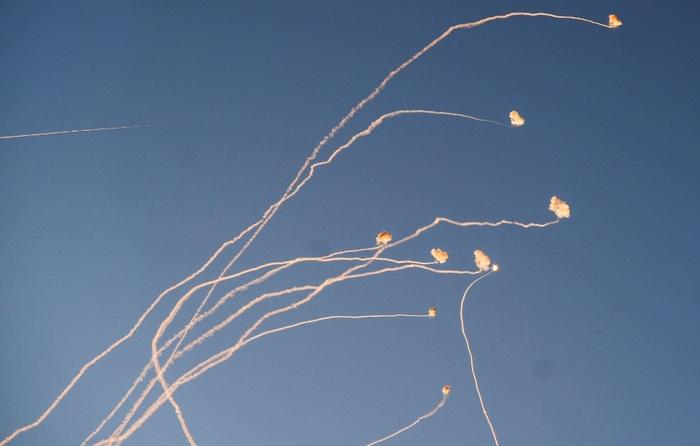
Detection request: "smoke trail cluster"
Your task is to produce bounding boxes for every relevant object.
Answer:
[1,10,621,446]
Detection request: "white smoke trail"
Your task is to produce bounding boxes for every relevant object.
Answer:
[83,249,418,443]
[147,108,508,440]
[104,211,556,442]
[459,271,500,446]
[102,214,558,444]
[148,9,611,437]
[0,124,167,140]
[104,257,441,442]
[213,10,612,278]
[109,242,486,442]
[143,255,440,445]
[171,216,559,372]
[0,223,260,446]
[85,210,555,444]
[114,10,595,443]
[366,391,449,446]
[158,10,609,424]
[246,312,431,344]
[167,107,507,368]
[103,252,388,445]
[146,256,444,437]
[2,10,610,446]
[91,311,430,445]
[150,261,467,381]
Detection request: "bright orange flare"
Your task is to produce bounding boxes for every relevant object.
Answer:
[509,110,525,127]
[428,307,437,318]
[549,196,571,219]
[442,385,451,396]
[430,248,449,264]
[608,14,622,28]
[474,250,492,272]
[376,230,393,245]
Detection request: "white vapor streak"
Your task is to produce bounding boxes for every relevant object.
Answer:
[99,215,555,444]
[104,257,443,442]
[459,272,500,446]
[143,9,607,438]
[0,124,167,140]
[148,108,507,440]
[366,393,449,445]
[2,8,605,445]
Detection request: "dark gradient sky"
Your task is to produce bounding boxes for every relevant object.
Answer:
[1,1,698,445]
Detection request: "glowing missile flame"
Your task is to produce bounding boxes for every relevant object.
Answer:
[428,307,437,318]
[442,385,451,396]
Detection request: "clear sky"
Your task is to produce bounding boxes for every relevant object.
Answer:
[1,1,698,445]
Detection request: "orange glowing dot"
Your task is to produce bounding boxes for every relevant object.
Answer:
[474,249,492,272]
[549,196,571,219]
[608,14,622,28]
[509,110,525,127]
[430,248,449,264]
[442,385,451,396]
[375,230,392,245]
[428,307,437,318]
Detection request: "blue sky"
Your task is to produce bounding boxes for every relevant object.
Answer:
[1,1,698,445]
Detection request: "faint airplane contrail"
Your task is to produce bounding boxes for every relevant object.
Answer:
[0,124,168,140]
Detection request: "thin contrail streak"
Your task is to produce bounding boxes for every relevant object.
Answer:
[246,313,430,344]
[0,124,167,140]
[459,271,500,446]
[366,392,449,446]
